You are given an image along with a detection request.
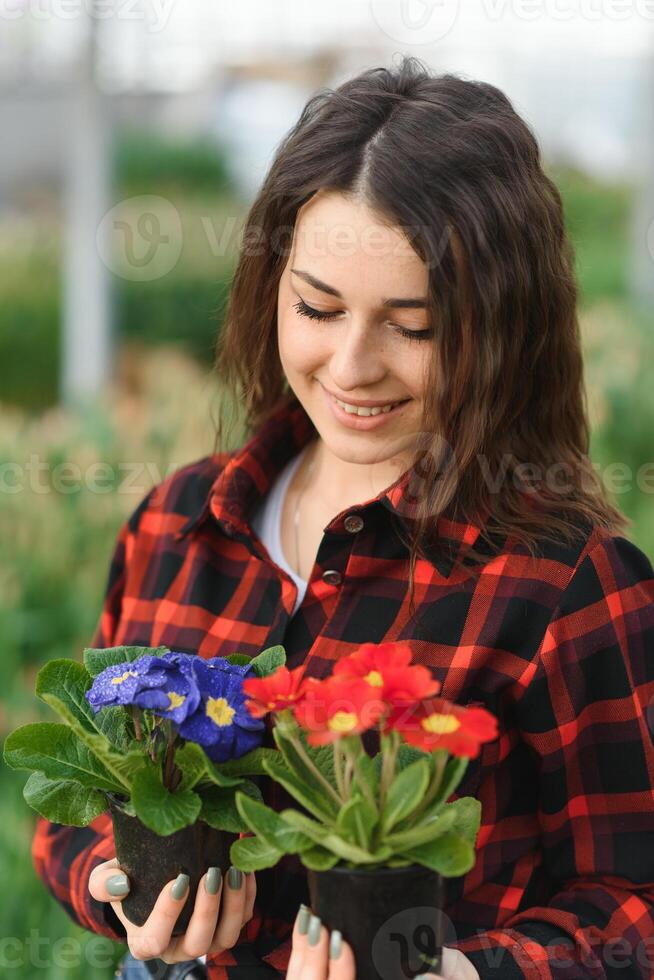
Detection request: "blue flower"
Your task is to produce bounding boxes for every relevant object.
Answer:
[132,654,201,724]
[85,655,170,711]
[177,658,265,763]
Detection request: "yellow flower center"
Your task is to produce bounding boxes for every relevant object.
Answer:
[206,696,235,727]
[421,713,461,734]
[166,691,186,710]
[111,670,139,685]
[363,669,384,687]
[328,711,358,732]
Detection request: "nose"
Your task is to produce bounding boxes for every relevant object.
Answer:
[327,320,386,393]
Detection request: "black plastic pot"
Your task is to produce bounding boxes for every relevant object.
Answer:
[106,793,238,936]
[307,863,444,980]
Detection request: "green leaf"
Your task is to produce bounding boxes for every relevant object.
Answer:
[262,756,335,824]
[179,744,248,789]
[435,753,470,805]
[131,766,201,835]
[83,645,170,677]
[281,809,388,865]
[380,758,430,834]
[336,794,379,850]
[23,771,108,826]
[4,723,125,793]
[234,791,307,852]
[374,743,428,779]
[352,748,379,801]
[225,653,252,667]
[230,834,283,872]
[386,801,458,850]
[217,747,281,778]
[298,844,340,871]
[249,645,286,677]
[175,742,210,792]
[440,797,481,846]
[272,728,340,820]
[199,780,262,833]
[397,831,475,877]
[34,659,144,788]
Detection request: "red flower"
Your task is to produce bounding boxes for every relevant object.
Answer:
[242,664,308,718]
[332,642,441,711]
[386,696,498,757]
[292,675,386,746]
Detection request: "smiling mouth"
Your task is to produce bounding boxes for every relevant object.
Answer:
[329,393,410,416]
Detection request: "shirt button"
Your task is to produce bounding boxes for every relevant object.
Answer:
[322,569,342,586]
[343,514,364,533]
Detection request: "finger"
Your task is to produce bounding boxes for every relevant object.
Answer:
[437,946,480,980]
[326,930,356,980]
[165,866,223,961]
[208,866,247,953]
[88,857,130,903]
[300,913,330,979]
[128,873,190,961]
[287,903,312,980]
[243,872,256,923]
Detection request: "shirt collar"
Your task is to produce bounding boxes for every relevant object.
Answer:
[176,392,487,577]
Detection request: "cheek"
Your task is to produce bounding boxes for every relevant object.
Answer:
[278,315,328,374]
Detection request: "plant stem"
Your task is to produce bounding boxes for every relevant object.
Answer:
[378,730,400,814]
[131,706,142,741]
[333,739,346,800]
[285,731,343,807]
[341,738,376,810]
[405,749,448,825]
[163,722,176,791]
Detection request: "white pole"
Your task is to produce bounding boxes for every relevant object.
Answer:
[629,46,654,311]
[61,4,113,408]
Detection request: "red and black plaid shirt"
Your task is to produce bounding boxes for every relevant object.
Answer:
[32,394,654,979]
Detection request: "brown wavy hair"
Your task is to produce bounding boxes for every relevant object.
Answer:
[212,54,628,603]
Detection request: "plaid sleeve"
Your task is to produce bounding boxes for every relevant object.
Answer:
[450,533,654,979]
[31,501,148,943]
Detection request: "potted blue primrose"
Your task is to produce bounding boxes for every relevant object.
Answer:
[3,643,286,934]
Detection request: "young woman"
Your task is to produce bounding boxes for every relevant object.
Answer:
[32,57,654,980]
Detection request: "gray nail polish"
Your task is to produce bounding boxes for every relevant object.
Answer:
[106,873,129,897]
[329,929,342,959]
[171,873,189,900]
[227,866,243,890]
[307,914,321,946]
[297,904,310,935]
[205,867,221,895]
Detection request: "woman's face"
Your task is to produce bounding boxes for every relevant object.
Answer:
[277,190,435,470]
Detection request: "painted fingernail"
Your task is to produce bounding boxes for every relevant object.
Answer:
[227,866,243,890]
[329,929,342,959]
[205,867,221,895]
[297,903,310,935]
[106,873,130,897]
[308,914,321,946]
[171,873,189,900]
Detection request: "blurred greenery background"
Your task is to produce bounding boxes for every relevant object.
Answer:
[1,131,653,977]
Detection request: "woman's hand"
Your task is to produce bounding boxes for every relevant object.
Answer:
[88,857,256,963]
[286,903,480,980]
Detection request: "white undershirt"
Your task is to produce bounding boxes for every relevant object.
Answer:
[197,451,309,967]
[250,446,310,617]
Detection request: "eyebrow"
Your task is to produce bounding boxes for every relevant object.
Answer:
[290,268,427,309]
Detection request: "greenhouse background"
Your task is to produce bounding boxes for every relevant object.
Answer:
[1,2,653,976]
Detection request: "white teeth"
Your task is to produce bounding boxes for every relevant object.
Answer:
[333,396,400,416]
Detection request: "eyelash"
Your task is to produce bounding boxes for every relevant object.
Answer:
[292,298,434,342]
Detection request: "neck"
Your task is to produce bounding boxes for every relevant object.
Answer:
[298,438,413,512]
